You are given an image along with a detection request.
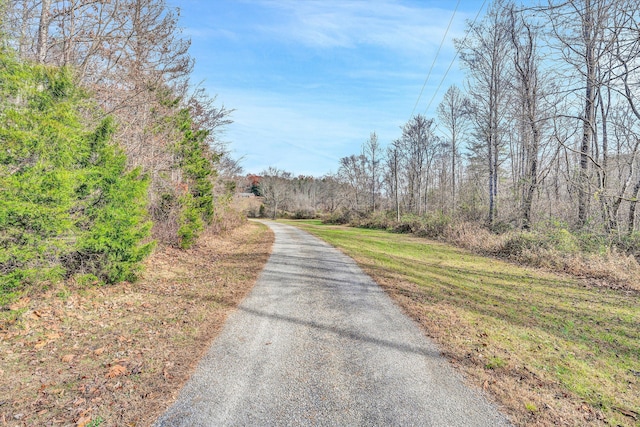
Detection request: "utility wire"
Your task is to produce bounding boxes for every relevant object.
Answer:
[422,0,489,116]
[409,0,461,119]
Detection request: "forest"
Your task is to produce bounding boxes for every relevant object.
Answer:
[251,0,640,284]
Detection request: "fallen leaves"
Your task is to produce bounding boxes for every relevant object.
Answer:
[106,364,127,379]
[162,361,174,380]
[8,297,30,311]
[0,222,273,426]
[34,332,62,349]
[76,409,93,427]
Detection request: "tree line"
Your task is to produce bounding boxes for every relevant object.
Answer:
[256,0,640,242]
[1,0,237,291]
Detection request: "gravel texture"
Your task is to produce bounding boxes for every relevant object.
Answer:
[155,221,511,426]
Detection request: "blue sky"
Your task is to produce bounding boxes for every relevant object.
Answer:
[170,0,488,176]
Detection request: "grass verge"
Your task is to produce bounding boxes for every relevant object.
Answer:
[286,219,640,427]
[0,221,273,426]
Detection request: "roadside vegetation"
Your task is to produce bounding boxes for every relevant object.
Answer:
[0,3,261,425]
[1,1,241,302]
[287,220,640,427]
[324,211,640,292]
[0,52,153,300]
[0,221,273,426]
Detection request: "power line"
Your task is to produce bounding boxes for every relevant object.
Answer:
[409,0,461,119]
[422,0,489,117]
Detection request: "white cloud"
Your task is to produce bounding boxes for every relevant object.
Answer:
[249,0,471,55]
[175,0,481,175]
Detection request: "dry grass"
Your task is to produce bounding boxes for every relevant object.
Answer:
[0,221,274,426]
[230,194,263,218]
[443,222,640,292]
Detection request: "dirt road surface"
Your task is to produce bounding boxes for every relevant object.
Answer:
[155,221,511,426]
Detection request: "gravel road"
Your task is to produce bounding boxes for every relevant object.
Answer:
[155,221,511,426]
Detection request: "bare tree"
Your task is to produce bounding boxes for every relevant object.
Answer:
[383,140,402,221]
[457,0,513,225]
[508,5,547,229]
[338,154,367,212]
[318,174,344,213]
[609,1,640,233]
[398,114,439,215]
[260,167,292,219]
[437,84,470,213]
[544,0,619,228]
[385,140,402,221]
[363,132,383,212]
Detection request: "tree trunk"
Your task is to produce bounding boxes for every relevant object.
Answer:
[577,0,596,228]
[628,179,640,235]
[18,0,30,57]
[394,148,400,221]
[36,0,51,63]
[488,132,495,225]
[452,132,456,211]
[63,0,78,66]
[597,88,614,231]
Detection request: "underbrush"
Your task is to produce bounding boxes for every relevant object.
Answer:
[210,196,247,234]
[323,211,640,291]
[280,209,318,220]
[320,208,357,224]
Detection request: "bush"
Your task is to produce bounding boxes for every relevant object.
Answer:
[210,198,246,233]
[70,118,154,283]
[382,213,453,239]
[0,52,153,290]
[291,209,317,219]
[322,209,354,225]
[415,213,452,239]
[493,225,640,289]
[550,228,580,253]
[498,224,580,258]
[177,193,204,249]
[618,232,640,259]
[355,211,394,230]
[173,108,218,248]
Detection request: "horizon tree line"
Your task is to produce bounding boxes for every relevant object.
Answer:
[253,0,640,237]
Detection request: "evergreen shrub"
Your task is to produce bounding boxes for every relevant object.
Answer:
[174,108,217,248]
[0,51,153,293]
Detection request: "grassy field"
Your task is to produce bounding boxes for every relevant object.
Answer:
[286,220,640,427]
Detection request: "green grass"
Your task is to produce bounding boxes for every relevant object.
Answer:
[285,219,640,426]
